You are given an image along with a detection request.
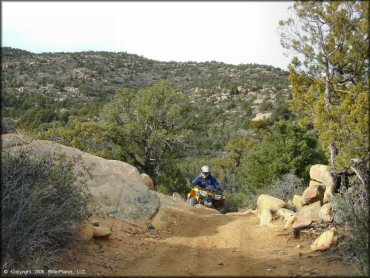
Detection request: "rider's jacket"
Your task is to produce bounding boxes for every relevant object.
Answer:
[192,174,221,191]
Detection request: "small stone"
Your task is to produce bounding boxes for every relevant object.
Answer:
[93,226,112,238]
[91,220,100,227]
[71,220,94,241]
[311,228,338,251]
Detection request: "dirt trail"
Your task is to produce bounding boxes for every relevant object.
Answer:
[61,207,356,277]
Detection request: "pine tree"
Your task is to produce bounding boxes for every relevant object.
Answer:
[101,80,193,184]
[279,1,369,186]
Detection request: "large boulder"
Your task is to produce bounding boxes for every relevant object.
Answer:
[301,181,325,205]
[319,203,334,222]
[259,209,273,226]
[310,164,333,187]
[311,228,338,251]
[141,173,155,191]
[292,195,303,210]
[257,194,287,213]
[156,192,191,211]
[292,218,313,230]
[5,136,161,227]
[293,201,321,227]
[323,185,333,203]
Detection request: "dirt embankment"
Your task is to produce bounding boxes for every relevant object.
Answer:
[61,206,356,277]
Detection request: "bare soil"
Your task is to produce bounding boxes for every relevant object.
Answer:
[60,207,358,277]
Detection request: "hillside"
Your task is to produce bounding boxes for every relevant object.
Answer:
[1,47,290,132]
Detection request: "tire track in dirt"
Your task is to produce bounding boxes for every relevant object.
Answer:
[121,210,355,276]
[61,207,356,276]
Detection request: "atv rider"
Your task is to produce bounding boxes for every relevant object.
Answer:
[192,165,222,193]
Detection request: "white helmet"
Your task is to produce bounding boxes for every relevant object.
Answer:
[201,165,210,178]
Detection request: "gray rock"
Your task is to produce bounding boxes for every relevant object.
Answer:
[141,173,155,191]
[19,139,161,226]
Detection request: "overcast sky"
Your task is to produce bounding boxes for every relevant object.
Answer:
[2,1,293,70]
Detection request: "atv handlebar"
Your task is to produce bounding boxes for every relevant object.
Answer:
[195,185,222,194]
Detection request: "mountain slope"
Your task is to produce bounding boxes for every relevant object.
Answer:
[2,47,290,132]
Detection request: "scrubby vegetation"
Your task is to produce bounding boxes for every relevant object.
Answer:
[332,180,369,275]
[1,140,92,269]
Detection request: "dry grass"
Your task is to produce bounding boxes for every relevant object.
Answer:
[332,178,369,275]
[1,140,92,269]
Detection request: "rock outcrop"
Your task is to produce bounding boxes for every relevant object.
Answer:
[310,164,333,187]
[3,134,161,227]
[257,194,287,213]
[301,181,325,205]
[257,164,339,251]
[294,201,321,225]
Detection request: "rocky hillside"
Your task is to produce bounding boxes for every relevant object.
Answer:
[1,47,290,130]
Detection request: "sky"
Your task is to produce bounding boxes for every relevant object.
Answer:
[2,1,293,70]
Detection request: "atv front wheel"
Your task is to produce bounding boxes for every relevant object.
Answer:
[187,197,197,207]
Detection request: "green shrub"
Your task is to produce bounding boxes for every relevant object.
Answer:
[332,179,369,275]
[235,186,259,210]
[239,120,326,190]
[259,99,273,112]
[1,141,92,269]
[223,191,258,211]
[156,165,191,198]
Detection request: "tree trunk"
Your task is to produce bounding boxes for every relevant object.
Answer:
[329,143,339,193]
[325,74,331,111]
[144,157,157,185]
[351,153,370,187]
